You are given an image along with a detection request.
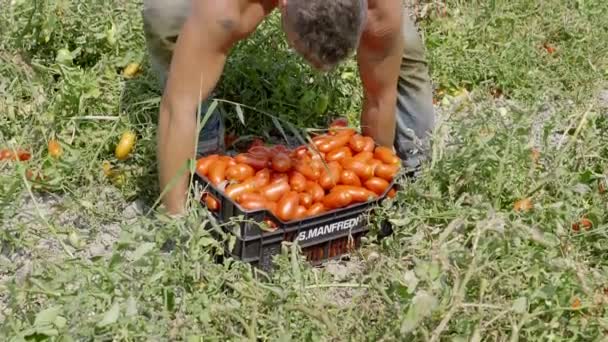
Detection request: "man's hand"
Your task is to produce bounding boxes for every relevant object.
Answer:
[157,2,243,215]
[356,1,404,150]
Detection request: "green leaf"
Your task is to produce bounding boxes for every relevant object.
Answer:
[34,306,60,327]
[131,242,155,261]
[55,49,73,65]
[401,291,438,333]
[97,301,120,328]
[125,296,137,317]
[54,316,67,329]
[512,296,528,314]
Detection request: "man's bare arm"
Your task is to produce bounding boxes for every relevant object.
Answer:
[356,2,404,149]
[157,2,243,215]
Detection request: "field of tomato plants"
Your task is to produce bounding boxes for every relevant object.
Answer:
[1,0,608,340]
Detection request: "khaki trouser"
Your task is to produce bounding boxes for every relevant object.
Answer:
[142,0,435,165]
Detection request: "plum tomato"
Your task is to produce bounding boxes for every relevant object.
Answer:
[342,158,374,181]
[208,159,228,186]
[259,179,291,202]
[349,135,365,153]
[374,146,400,165]
[289,171,307,192]
[323,189,353,210]
[271,152,292,173]
[326,146,352,162]
[305,181,325,203]
[235,153,269,170]
[319,161,342,190]
[299,192,313,208]
[374,163,399,182]
[362,137,375,152]
[306,203,326,217]
[276,191,299,221]
[253,168,271,188]
[340,169,361,187]
[226,163,255,182]
[364,177,390,195]
[203,193,220,212]
[196,155,220,176]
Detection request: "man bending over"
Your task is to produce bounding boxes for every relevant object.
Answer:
[142,0,435,214]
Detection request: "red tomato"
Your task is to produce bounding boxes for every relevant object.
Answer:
[294,206,308,219]
[208,160,228,185]
[349,135,365,153]
[248,145,271,158]
[225,179,256,200]
[235,153,269,170]
[17,150,31,161]
[387,188,397,199]
[319,161,342,190]
[271,152,292,173]
[196,155,220,176]
[331,186,377,203]
[293,145,308,159]
[0,149,11,161]
[319,134,351,153]
[259,179,291,202]
[352,151,373,163]
[249,138,265,148]
[342,158,374,181]
[220,155,237,167]
[362,137,375,152]
[253,168,271,187]
[369,159,383,174]
[313,136,330,148]
[326,146,352,162]
[240,199,268,211]
[263,217,278,229]
[289,171,307,192]
[331,127,356,137]
[271,144,290,154]
[295,159,321,181]
[203,193,220,212]
[323,189,353,209]
[374,146,400,165]
[330,117,348,128]
[375,163,399,181]
[340,170,362,187]
[305,181,325,203]
[364,177,390,195]
[306,203,326,217]
[270,172,289,184]
[299,192,313,208]
[226,163,255,182]
[276,191,299,221]
[237,192,266,203]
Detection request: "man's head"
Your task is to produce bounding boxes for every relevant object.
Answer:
[279,0,367,71]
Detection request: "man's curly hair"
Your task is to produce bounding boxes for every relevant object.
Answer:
[284,0,366,70]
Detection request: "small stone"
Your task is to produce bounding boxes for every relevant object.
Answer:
[598,89,608,109]
[14,261,32,286]
[122,199,146,219]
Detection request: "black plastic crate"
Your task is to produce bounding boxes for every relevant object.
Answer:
[193,168,399,272]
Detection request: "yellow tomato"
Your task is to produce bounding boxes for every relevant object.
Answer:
[123,63,141,78]
[48,139,63,158]
[115,131,136,160]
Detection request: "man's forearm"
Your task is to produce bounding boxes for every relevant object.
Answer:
[157,100,197,214]
[361,94,397,149]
